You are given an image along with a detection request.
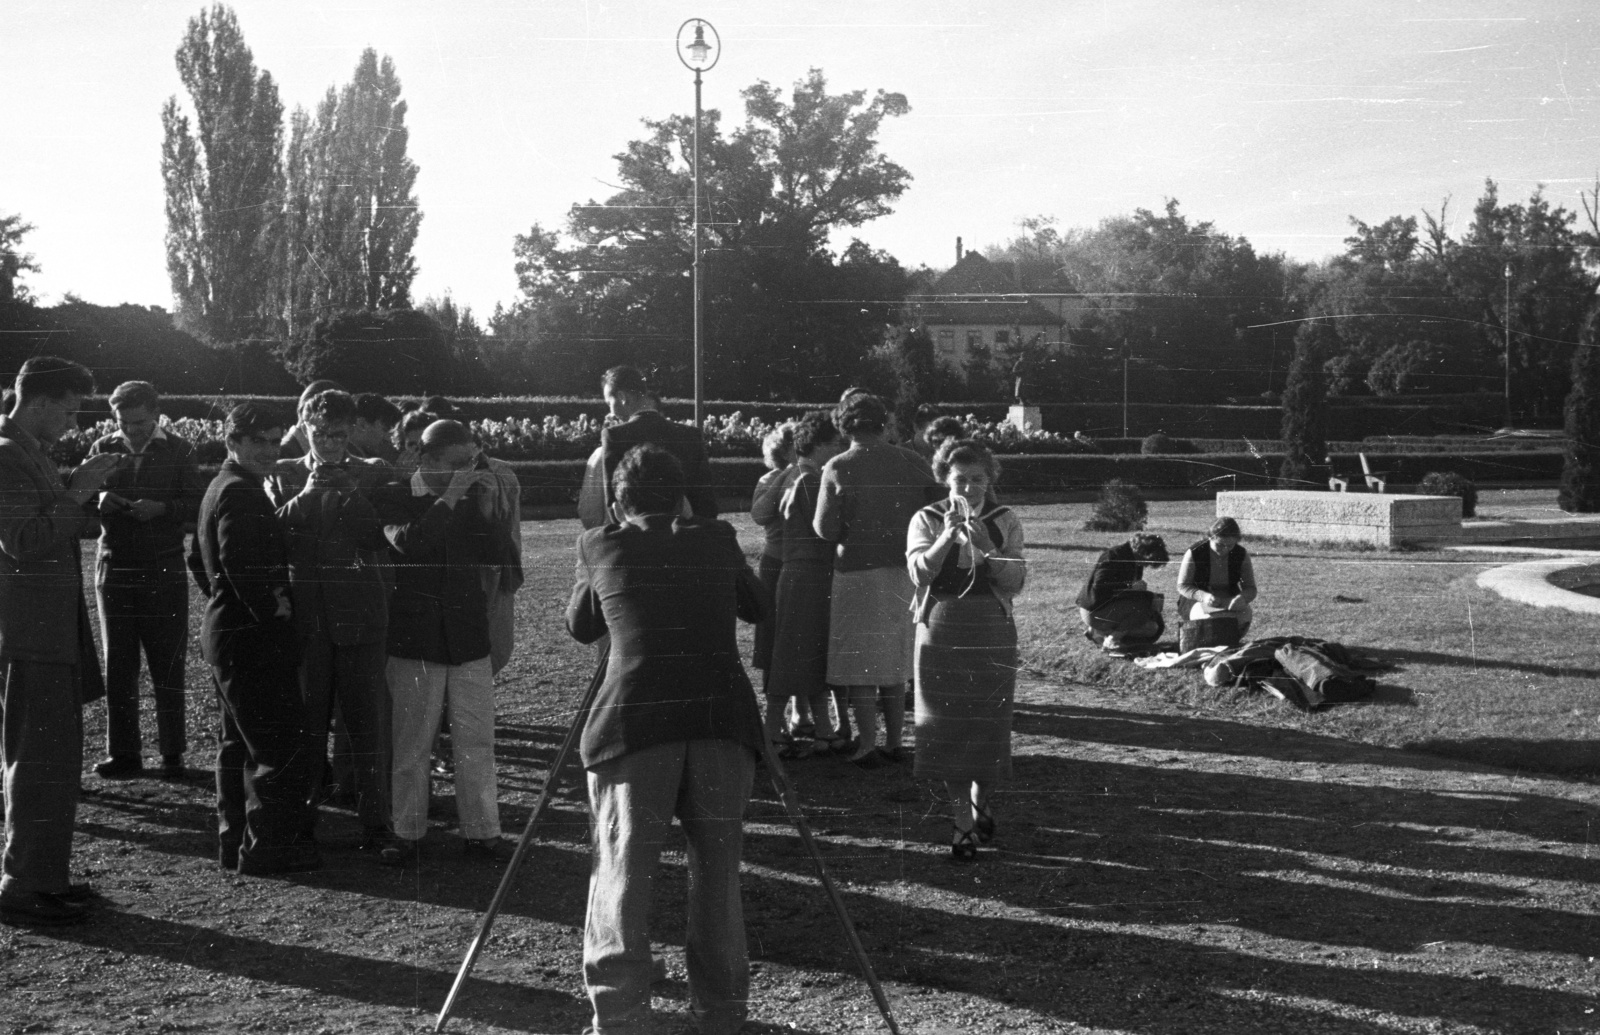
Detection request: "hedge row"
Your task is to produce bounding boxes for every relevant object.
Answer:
[489,450,1565,508]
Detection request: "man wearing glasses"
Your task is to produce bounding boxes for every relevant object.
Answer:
[86,381,205,781]
[264,389,404,858]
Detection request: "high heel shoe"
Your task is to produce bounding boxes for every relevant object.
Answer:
[950,825,979,863]
[972,802,996,845]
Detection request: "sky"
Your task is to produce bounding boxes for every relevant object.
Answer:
[3,0,1598,319]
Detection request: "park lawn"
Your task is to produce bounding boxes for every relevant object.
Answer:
[496,487,1597,779]
[1008,491,1600,778]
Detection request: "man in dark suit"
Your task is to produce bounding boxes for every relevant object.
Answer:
[88,380,206,781]
[192,403,319,876]
[598,365,717,518]
[566,444,767,1035]
[264,389,402,853]
[0,357,122,927]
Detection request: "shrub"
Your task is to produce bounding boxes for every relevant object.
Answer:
[1417,470,1478,517]
[1559,307,1600,512]
[1279,323,1331,487]
[1140,432,1195,454]
[1083,478,1148,531]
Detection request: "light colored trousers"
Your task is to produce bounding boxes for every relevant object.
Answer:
[387,656,500,842]
[584,739,755,1035]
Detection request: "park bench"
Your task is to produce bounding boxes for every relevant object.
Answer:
[1326,453,1389,493]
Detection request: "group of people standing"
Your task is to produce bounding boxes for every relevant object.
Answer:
[748,391,1029,858]
[0,358,522,928]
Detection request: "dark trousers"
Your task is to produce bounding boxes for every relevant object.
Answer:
[98,564,189,761]
[1,660,83,896]
[299,635,391,833]
[212,635,314,866]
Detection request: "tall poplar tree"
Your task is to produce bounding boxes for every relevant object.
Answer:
[281,49,420,334]
[1279,321,1333,487]
[160,4,283,342]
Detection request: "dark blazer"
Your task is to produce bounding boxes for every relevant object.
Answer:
[266,455,405,646]
[89,429,206,574]
[193,460,300,666]
[1076,542,1144,611]
[600,410,717,518]
[0,416,104,694]
[566,515,767,769]
[384,488,513,666]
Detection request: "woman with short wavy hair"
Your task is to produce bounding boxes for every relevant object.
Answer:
[907,438,1026,861]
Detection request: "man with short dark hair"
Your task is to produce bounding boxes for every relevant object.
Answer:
[192,402,320,876]
[0,357,123,925]
[351,393,402,463]
[567,444,767,1035]
[598,366,717,518]
[382,419,517,865]
[264,389,403,854]
[88,380,205,781]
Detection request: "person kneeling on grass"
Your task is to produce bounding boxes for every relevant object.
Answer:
[1076,532,1169,653]
[1175,517,1257,638]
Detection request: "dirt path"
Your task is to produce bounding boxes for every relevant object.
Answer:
[4,675,1596,1035]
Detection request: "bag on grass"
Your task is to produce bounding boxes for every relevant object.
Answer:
[1179,616,1241,653]
[1273,642,1376,705]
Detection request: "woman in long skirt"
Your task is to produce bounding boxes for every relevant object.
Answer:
[907,439,1026,861]
[764,412,847,756]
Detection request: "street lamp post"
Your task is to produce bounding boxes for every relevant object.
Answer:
[677,18,720,429]
[1503,262,1513,430]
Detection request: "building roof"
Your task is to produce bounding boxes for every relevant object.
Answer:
[931,252,1018,295]
[912,297,1065,327]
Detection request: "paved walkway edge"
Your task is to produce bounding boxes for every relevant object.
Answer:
[1476,556,1600,614]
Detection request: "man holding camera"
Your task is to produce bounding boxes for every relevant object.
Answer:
[567,444,768,1035]
[0,358,123,925]
[265,389,404,854]
[87,380,205,781]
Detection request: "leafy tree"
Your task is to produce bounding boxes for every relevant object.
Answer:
[1560,306,1600,512]
[863,324,936,434]
[1,210,40,303]
[280,50,421,336]
[1423,180,1600,419]
[1366,339,1450,396]
[1322,353,1368,397]
[161,4,284,341]
[419,295,487,391]
[282,308,454,394]
[1279,321,1332,487]
[988,202,1302,403]
[509,69,911,399]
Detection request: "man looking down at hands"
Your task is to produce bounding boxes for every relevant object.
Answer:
[0,357,122,925]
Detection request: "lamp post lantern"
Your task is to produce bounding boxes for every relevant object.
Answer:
[677,18,720,429]
[1503,262,1513,430]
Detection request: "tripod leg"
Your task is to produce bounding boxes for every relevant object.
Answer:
[756,735,902,1035]
[435,653,606,1033]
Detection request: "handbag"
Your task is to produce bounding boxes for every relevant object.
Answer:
[1178,616,1241,653]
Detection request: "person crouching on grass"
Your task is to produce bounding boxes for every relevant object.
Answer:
[566,444,768,1035]
[381,420,518,866]
[1076,533,1169,653]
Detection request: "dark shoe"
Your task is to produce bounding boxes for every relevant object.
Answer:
[219,843,241,871]
[462,837,513,862]
[878,746,907,765]
[159,755,185,781]
[58,883,102,905]
[93,756,143,779]
[950,826,979,863]
[973,803,996,845]
[848,750,884,771]
[0,891,88,926]
[236,845,323,876]
[379,838,419,867]
[356,828,396,853]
